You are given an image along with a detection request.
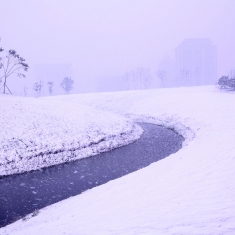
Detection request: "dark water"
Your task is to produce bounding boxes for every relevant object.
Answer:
[0,123,184,228]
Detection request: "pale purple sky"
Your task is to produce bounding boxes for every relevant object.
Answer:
[1,0,235,91]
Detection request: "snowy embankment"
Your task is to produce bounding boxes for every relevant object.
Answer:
[1,86,235,235]
[0,95,142,176]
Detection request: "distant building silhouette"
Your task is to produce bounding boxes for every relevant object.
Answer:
[175,39,217,86]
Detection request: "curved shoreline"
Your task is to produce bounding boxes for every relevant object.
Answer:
[0,123,184,228]
[0,123,143,177]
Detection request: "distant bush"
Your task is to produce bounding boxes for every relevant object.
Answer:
[33,80,44,96]
[218,76,235,91]
[61,77,74,94]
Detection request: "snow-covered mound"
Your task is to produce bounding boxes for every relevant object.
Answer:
[0,95,142,176]
[1,86,235,235]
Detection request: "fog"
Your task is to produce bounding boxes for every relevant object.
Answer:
[0,0,235,95]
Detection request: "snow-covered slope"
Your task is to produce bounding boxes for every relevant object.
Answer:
[0,95,142,176]
[1,86,235,235]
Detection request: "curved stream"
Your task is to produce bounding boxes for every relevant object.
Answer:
[0,123,184,227]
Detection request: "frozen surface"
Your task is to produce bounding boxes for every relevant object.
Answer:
[1,86,235,234]
[0,95,142,176]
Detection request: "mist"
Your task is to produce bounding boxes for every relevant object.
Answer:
[0,0,235,95]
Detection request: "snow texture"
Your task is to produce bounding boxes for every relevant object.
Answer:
[0,95,142,176]
[1,86,235,235]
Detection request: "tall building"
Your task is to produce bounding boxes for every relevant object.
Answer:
[175,39,217,86]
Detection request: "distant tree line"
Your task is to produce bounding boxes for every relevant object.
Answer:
[124,67,154,90]
[0,39,75,97]
[32,77,74,97]
[124,67,171,89]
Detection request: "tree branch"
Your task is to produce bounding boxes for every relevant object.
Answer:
[6,67,22,78]
[7,65,21,77]
[6,63,20,75]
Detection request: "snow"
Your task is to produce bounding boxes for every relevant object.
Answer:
[1,85,235,234]
[0,95,142,176]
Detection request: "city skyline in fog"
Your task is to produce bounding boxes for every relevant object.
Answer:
[1,0,235,94]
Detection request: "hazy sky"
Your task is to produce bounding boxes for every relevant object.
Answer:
[1,0,235,92]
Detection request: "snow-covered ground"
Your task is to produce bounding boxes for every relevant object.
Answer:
[1,85,235,234]
[0,95,142,176]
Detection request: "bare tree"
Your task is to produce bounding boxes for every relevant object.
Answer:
[125,67,151,90]
[0,49,29,94]
[47,81,54,95]
[33,80,44,97]
[124,70,138,89]
[23,86,28,97]
[61,77,74,94]
[0,47,3,86]
[124,72,132,90]
[156,69,167,87]
[136,67,151,89]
